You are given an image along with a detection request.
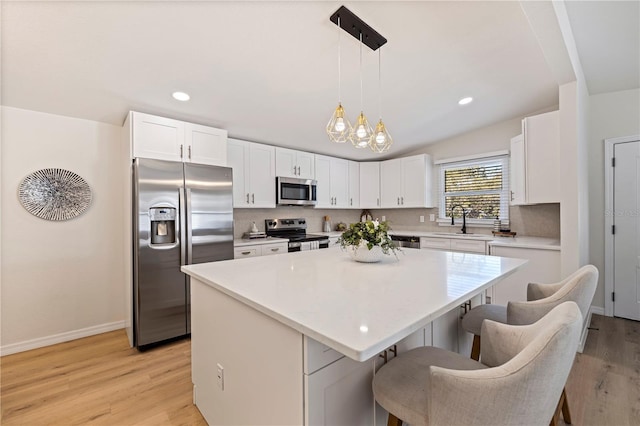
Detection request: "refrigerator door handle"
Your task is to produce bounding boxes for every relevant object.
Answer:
[186,188,193,264]
[179,187,187,266]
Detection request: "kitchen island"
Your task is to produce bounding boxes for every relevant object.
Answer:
[182,248,526,425]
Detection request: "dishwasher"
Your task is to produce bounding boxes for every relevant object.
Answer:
[391,235,421,249]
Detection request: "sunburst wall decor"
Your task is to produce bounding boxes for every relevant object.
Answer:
[18,168,92,221]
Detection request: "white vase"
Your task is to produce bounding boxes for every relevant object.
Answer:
[348,244,384,263]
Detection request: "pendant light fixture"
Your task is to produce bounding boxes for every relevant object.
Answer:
[328,6,390,153]
[370,46,392,153]
[326,15,351,143]
[349,31,374,149]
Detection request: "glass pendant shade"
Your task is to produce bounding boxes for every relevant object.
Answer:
[350,111,374,149]
[370,119,393,153]
[326,103,352,143]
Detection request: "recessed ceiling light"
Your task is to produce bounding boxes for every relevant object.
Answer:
[458,97,473,105]
[172,91,190,101]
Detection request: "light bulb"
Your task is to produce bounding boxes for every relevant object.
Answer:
[356,125,367,138]
[376,132,386,144]
[335,117,345,132]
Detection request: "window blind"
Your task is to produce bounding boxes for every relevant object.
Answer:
[438,156,510,224]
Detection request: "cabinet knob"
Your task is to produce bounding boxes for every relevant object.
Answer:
[401,196,404,205]
[271,247,279,252]
[397,197,400,205]
[511,191,514,201]
[246,193,250,203]
[180,144,184,158]
[188,145,192,159]
[252,193,255,204]
[241,251,251,255]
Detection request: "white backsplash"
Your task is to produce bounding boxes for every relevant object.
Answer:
[233,204,560,239]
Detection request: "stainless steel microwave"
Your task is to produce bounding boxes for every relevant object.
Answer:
[277,177,317,206]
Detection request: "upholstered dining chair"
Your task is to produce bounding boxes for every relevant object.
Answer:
[460,264,598,425]
[372,302,583,426]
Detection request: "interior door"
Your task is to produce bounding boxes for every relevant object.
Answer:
[613,141,640,320]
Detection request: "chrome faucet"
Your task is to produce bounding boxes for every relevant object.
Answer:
[450,204,467,234]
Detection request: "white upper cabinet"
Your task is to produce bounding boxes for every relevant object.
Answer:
[185,123,227,166]
[227,138,276,208]
[130,111,227,166]
[380,154,434,208]
[315,155,349,209]
[359,162,381,209]
[510,110,560,205]
[276,147,315,179]
[348,161,360,209]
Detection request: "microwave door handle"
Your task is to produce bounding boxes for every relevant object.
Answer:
[186,188,193,264]
[179,188,186,266]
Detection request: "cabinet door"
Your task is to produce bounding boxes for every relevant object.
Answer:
[432,307,459,352]
[401,156,424,207]
[490,246,561,305]
[348,161,360,209]
[524,111,560,204]
[510,134,526,205]
[449,239,487,254]
[275,147,298,178]
[185,123,227,166]
[315,155,332,208]
[248,143,276,208]
[297,151,316,179]
[305,357,375,426]
[132,112,184,161]
[227,139,249,207]
[331,158,350,208]
[359,162,380,209]
[380,159,402,208]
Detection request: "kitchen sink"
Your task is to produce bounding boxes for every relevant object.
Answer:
[433,232,475,236]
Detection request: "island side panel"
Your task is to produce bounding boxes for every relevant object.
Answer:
[191,277,304,425]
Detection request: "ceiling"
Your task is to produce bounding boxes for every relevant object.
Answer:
[2,1,638,160]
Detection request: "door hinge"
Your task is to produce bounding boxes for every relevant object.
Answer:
[612,157,616,167]
[612,292,615,302]
[612,225,616,234]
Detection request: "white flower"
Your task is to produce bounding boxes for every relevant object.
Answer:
[372,219,379,228]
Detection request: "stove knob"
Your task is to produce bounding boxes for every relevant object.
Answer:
[300,220,306,224]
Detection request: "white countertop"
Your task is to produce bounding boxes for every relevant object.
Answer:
[182,249,527,361]
[389,230,560,250]
[233,237,288,247]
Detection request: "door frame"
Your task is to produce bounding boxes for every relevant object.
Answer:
[604,134,640,317]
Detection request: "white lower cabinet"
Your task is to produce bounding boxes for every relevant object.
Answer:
[233,242,288,259]
[305,356,377,426]
[432,307,460,352]
[488,245,560,305]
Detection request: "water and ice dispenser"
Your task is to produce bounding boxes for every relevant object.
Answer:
[149,207,177,245]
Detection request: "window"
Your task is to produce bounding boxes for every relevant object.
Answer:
[438,156,509,225]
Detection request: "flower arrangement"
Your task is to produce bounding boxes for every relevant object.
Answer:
[337,220,398,256]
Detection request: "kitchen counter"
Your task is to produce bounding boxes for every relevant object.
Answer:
[233,236,288,247]
[182,249,526,362]
[389,229,560,250]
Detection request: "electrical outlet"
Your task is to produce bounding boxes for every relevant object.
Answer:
[381,215,386,221]
[429,214,435,222]
[420,215,425,223]
[217,363,224,390]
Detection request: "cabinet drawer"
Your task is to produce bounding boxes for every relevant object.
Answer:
[304,336,344,375]
[261,243,288,256]
[234,247,260,259]
[450,239,486,254]
[420,237,451,250]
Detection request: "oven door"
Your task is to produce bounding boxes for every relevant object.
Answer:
[277,177,317,206]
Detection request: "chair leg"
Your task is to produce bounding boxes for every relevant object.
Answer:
[387,413,403,426]
[549,387,570,426]
[561,388,572,424]
[470,334,481,361]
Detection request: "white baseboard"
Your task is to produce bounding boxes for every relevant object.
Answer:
[577,305,603,353]
[1,320,125,357]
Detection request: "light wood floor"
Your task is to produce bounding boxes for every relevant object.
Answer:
[1,314,638,425]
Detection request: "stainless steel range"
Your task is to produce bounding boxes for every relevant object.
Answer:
[265,218,329,252]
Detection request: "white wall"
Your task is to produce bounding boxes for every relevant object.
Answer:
[588,88,640,308]
[1,107,125,354]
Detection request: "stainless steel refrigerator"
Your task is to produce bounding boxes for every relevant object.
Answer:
[132,158,233,347]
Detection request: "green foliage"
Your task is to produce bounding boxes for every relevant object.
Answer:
[337,220,398,255]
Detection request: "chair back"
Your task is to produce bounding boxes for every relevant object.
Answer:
[428,302,582,426]
[507,264,598,325]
